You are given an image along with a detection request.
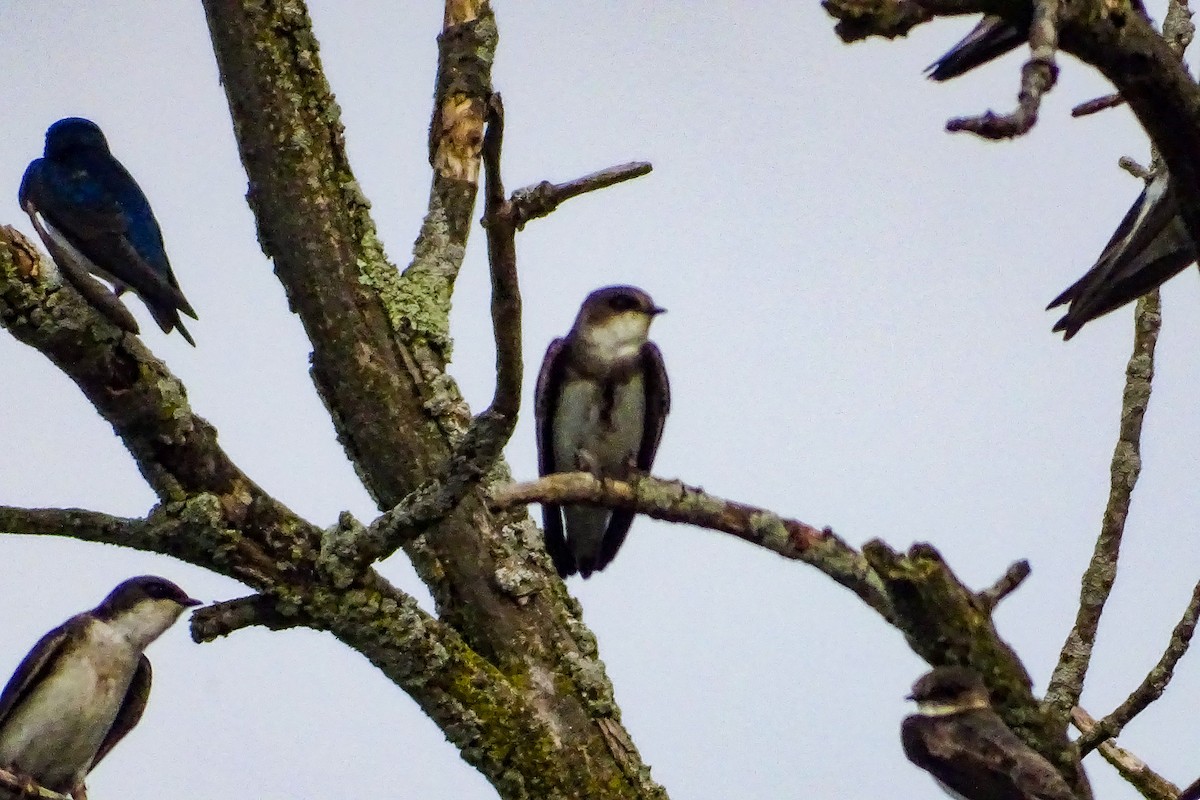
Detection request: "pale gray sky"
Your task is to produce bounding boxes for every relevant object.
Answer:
[0,2,1197,798]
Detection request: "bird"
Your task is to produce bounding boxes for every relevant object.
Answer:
[926,16,1027,82]
[0,576,200,798]
[1048,168,1194,339]
[19,117,198,345]
[901,666,1080,800]
[535,285,670,578]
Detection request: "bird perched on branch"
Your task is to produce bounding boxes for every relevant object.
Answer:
[1048,168,1194,339]
[20,117,198,344]
[0,576,200,799]
[902,666,1080,800]
[536,285,670,578]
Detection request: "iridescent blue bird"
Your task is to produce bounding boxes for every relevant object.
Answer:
[19,118,197,344]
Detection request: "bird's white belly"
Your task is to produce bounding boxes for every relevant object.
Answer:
[0,625,137,789]
[553,375,645,475]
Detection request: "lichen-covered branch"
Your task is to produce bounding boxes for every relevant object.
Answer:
[1076,576,1200,754]
[866,541,1092,798]
[1072,708,1178,800]
[190,594,304,643]
[1045,292,1160,725]
[491,472,895,621]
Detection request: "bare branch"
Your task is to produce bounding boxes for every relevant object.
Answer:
[947,0,1059,138]
[494,472,890,621]
[1077,576,1200,753]
[1072,92,1125,117]
[1119,157,1153,181]
[191,594,304,643]
[1045,292,1161,723]
[975,559,1032,611]
[1072,708,1179,800]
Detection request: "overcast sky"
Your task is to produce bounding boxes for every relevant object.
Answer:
[1,2,1197,798]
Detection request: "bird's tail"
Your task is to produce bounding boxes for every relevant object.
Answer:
[564,506,611,579]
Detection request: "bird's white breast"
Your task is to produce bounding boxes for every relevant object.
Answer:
[553,374,646,475]
[0,619,140,789]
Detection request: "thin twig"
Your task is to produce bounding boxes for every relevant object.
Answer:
[1077,577,1200,753]
[1072,707,1178,800]
[1119,157,1153,181]
[491,472,895,621]
[976,559,1032,611]
[190,594,304,643]
[947,0,1059,138]
[1072,92,1125,117]
[1044,291,1161,723]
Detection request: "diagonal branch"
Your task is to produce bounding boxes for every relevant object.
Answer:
[1072,708,1178,800]
[976,559,1032,611]
[1076,576,1200,754]
[1044,292,1160,724]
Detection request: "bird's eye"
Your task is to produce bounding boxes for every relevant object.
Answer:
[608,294,637,312]
[144,581,171,600]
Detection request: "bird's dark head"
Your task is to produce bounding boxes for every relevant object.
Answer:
[573,285,665,360]
[95,576,201,647]
[907,666,991,715]
[44,117,110,159]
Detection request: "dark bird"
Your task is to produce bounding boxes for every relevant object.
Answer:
[535,285,670,578]
[0,576,200,798]
[926,15,1027,82]
[1048,169,1194,339]
[1179,777,1200,800]
[19,117,198,344]
[902,667,1080,800]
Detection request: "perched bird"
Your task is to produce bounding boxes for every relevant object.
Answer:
[0,576,200,798]
[902,667,1079,800]
[1049,169,1194,339]
[19,117,198,344]
[535,285,670,578]
[926,15,1027,82]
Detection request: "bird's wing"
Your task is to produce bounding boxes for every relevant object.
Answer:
[25,159,195,320]
[89,656,151,772]
[0,618,76,727]
[1049,171,1194,338]
[534,337,576,577]
[594,342,670,573]
[926,16,1027,82]
[902,714,1078,800]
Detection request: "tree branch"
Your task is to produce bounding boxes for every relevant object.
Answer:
[975,559,1032,611]
[1076,576,1200,754]
[190,594,304,643]
[1045,291,1160,725]
[491,472,895,621]
[947,0,1060,139]
[1072,707,1179,800]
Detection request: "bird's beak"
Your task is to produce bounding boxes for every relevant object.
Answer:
[182,596,203,608]
[904,693,916,701]
[649,305,667,316]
